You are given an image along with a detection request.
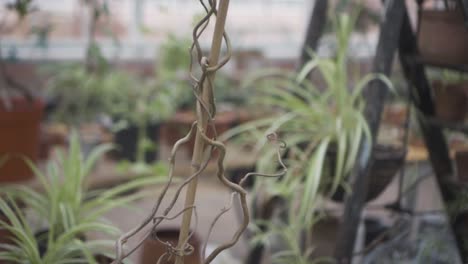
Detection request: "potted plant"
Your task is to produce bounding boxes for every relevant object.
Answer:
[0,196,117,263]
[101,70,176,174]
[45,51,172,171]
[232,13,401,202]
[42,0,113,157]
[226,13,402,262]
[92,35,190,171]
[0,131,167,261]
[0,0,44,183]
[45,61,110,126]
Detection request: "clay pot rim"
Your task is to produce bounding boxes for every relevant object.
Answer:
[0,97,44,112]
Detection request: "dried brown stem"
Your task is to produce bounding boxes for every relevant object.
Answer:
[112,1,287,263]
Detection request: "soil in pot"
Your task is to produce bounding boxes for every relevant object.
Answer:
[327,144,406,202]
[0,97,44,182]
[432,80,468,122]
[113,123,160,163]
[140,228,202,264]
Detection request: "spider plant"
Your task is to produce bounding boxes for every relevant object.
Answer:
[0,196,116,263]
[225,13,392,263]
[0,131,167,261]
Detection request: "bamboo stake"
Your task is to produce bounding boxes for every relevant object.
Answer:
[175,1,230,263]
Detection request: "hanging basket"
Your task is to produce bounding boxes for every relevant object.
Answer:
[417,8,468,67]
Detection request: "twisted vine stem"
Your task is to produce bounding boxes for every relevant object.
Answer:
[112,1,287,263]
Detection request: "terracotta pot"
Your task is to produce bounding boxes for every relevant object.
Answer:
[140,228,202,264]
[418,9,468,67]
[0,97,44,182]
[432,81,468,122]
[328,144,406,202]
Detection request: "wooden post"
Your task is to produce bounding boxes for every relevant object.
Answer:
[333,1,406,262]
[175,1,230,264]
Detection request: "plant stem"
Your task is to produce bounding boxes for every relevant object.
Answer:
[174,1,230,263]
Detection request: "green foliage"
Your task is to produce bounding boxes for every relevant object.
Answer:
[0,196,108,264]
[103,72,176,126]
[441,69,468,84]
[46,63,109,125]
[0,131,167,262]
[156,34,246,110]
[157,34,191,77]
[5,0,36,18]
[45,34,192,170]
[46,61,176,126]
[239,12,388,204]
[154,34,192,110]
[426,68,468,85]
[46,60,176,166]
[229,13,393,263]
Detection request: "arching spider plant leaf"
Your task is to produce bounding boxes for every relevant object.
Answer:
[299,137,330,224]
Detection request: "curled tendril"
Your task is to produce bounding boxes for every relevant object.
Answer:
[112,1,287,263]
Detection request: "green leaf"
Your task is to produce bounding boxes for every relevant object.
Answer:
[351,73,395,102]
[331,130,347,195]
[299,137,330,223]
[296,59,318,83]
[83,143,113,176]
